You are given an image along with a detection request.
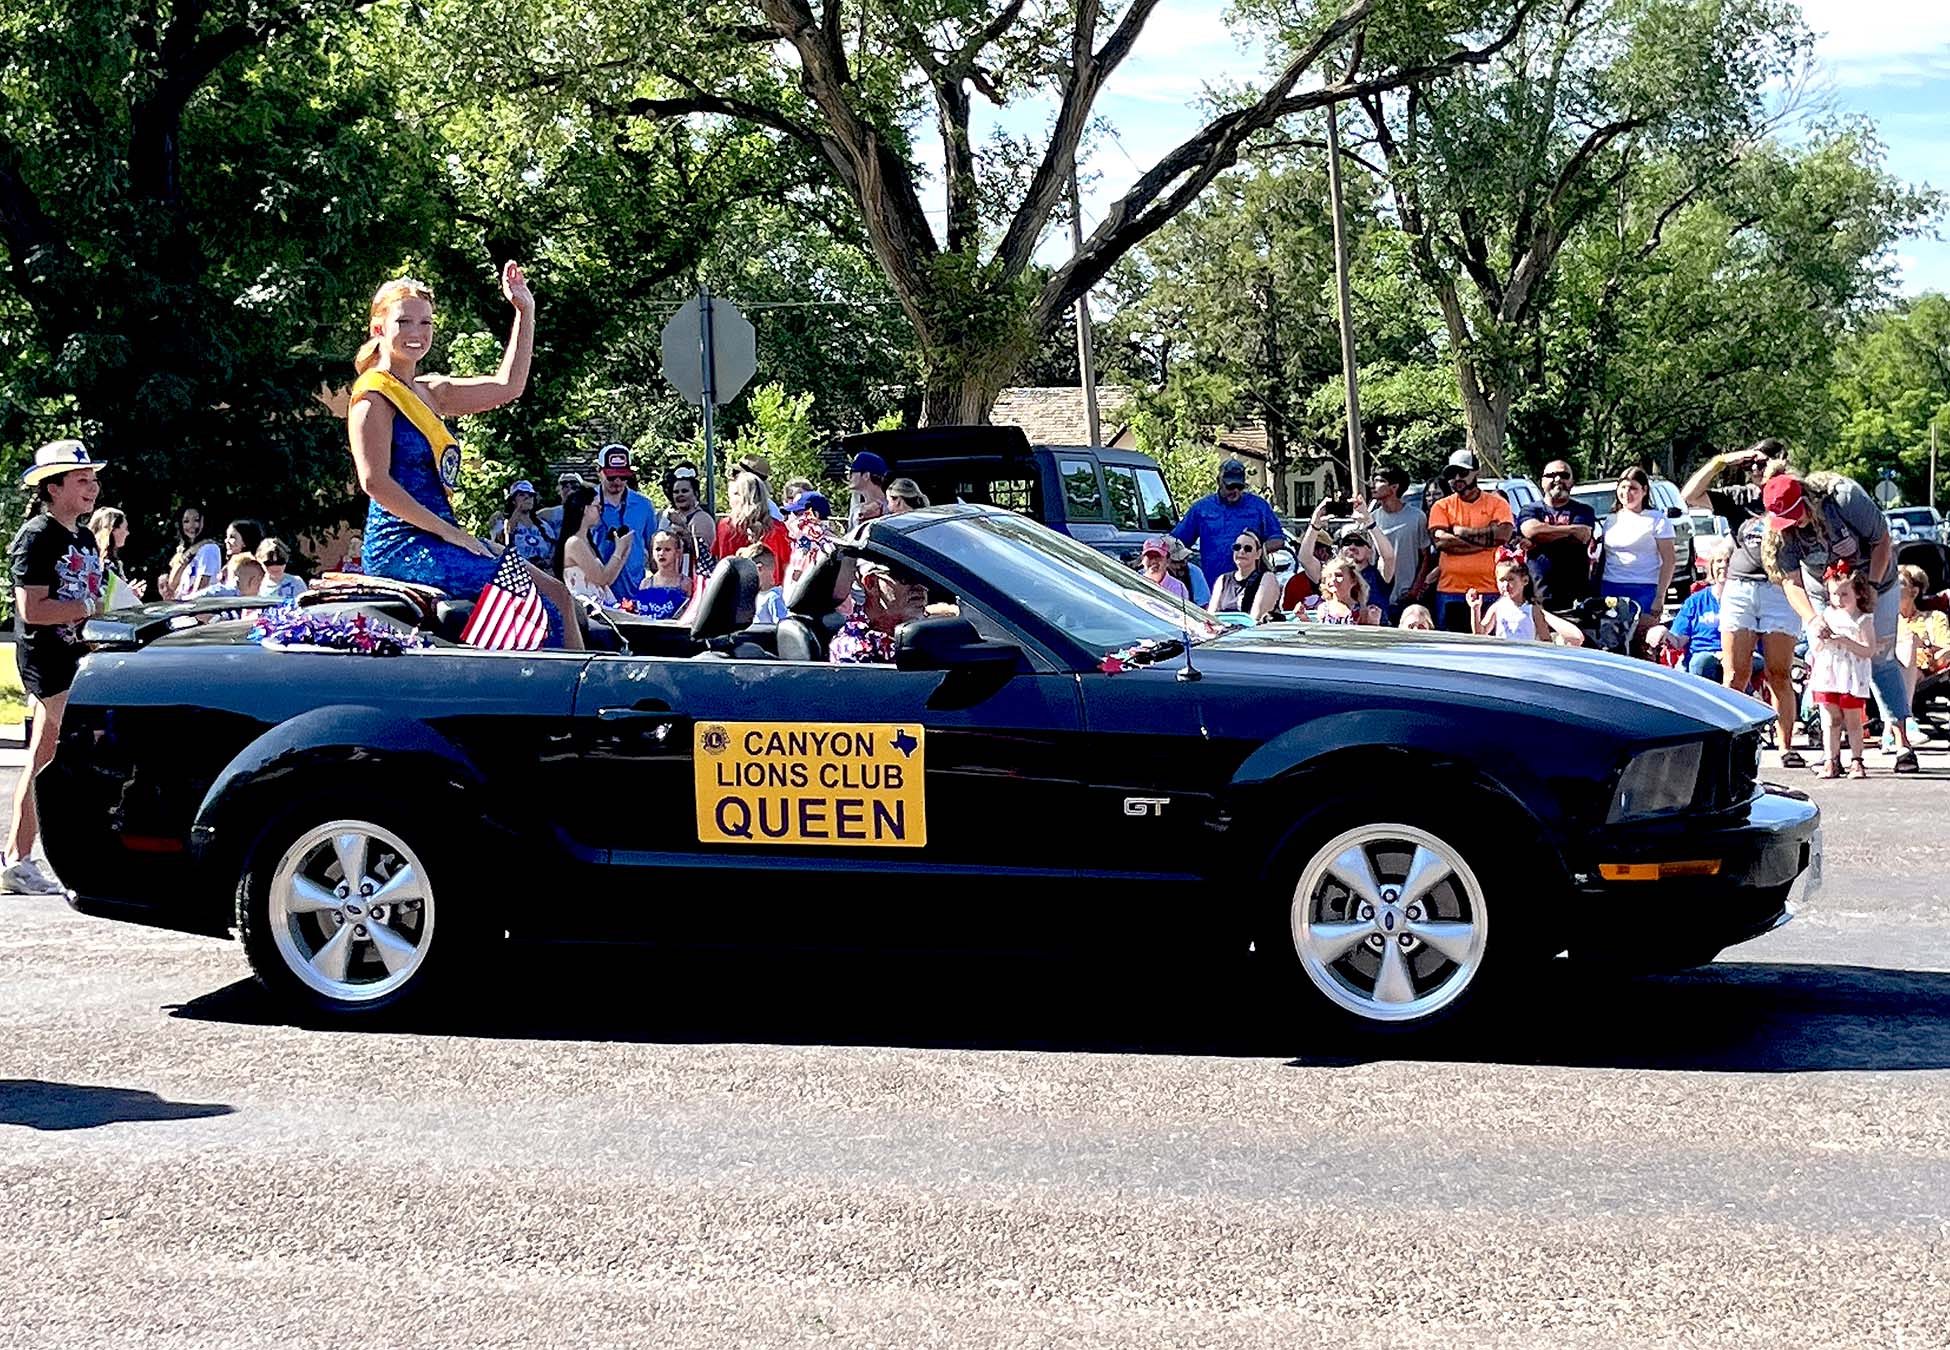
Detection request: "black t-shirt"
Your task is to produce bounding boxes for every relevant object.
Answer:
[1707,484,1768,581]
[1518,499,1597,610]
[10,514,103,697]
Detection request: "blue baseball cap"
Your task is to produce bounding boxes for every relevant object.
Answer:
[1219,458,1248,485]
[849,451,889,477]
[784,490,832,518]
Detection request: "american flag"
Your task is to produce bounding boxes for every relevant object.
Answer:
[460,550,548,650]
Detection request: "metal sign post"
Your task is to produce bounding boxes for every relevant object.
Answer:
[699,286,718,516]
[660,288,758,518]
[1875,466,1902,509]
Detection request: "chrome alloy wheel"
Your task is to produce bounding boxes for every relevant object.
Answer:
[267,820,434,1003]
[1289,823,1488,1023]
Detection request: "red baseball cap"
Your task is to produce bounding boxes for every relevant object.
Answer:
[1762,475,1807,530]
[599,443,634,478]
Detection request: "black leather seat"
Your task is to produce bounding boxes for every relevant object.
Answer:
[785,548,848,617]
[434,598,475,643]
[690,557,759,643]
[778,548,853,661]
[777,615,825,662]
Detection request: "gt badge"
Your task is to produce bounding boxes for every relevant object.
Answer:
[1123,797,1169,816]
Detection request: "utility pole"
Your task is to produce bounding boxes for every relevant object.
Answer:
[1932,420,1940,512]
[1069,166,1103,447]
[1325,97,1364,491]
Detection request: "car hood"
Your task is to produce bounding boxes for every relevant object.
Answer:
[1198,623,1767,733]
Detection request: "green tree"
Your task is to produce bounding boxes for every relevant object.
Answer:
[0,0,456,563]
[1332,0,1810,473]
[1104,154,1461,485]
[1529,128,1936,477]
[415,0,1527,425]
[1824,295,1950,507]
[1102,157,1345,489]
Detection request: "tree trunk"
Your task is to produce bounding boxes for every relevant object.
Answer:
[1454,353,1512,478]
[920,372,998,427]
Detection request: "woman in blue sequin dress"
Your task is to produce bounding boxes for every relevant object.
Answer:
[347,265,582,649]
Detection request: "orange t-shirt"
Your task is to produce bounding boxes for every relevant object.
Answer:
[1428,491,1513,595]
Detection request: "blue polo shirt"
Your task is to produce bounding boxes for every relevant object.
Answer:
[1170,491,1285,586]
[593,487,658,595]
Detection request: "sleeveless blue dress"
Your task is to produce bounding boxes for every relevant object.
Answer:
[362,416,497,594]
[361,406,563,644]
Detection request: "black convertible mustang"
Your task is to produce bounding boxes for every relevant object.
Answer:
[44,505,1820,1030]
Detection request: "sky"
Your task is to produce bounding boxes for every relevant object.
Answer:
[959,0,1950,296]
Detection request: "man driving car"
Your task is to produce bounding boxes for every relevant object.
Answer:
[831,559,939,665]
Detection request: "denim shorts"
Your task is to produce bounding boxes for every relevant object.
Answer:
[1717,575,1799,637]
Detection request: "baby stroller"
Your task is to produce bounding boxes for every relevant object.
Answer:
[1566,594,1644,657]
[1909,664,1950,740]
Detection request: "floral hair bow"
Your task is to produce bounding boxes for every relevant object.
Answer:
[1495,541,1529,565]
[1823,560,1852,582]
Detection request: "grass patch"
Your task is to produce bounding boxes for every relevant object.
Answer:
[0,648,23,725]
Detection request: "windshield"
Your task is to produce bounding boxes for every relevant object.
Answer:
[1893,508,1933,523]
[911,511,1226,653]
[1571,487,1616,517]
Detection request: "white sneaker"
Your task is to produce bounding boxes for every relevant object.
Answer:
[0,858,65,895]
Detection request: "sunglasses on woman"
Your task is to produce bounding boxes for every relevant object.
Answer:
[1234,543,1258,554]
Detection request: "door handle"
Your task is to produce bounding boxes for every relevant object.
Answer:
[596,699,671,721]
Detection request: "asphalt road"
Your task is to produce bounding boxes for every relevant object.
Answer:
[3,756,1948,1348]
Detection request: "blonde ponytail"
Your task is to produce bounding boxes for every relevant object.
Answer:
[353,275,436,375]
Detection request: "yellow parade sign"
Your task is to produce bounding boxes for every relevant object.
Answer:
[694,721,927,848]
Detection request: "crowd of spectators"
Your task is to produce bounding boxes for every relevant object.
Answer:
[1146,438,1943,777]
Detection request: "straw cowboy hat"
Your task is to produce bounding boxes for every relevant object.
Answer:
[20,439,107,488]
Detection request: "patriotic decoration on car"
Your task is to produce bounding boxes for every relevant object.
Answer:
[460,549,548,650]
[249,607,431,656]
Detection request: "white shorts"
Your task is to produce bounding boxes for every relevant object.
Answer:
[1718,575,1799,637]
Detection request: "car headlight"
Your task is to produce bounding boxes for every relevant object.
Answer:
[1608,742,1703,823]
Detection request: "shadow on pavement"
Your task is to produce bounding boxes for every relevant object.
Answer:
[166,950,1950,1073]
[0,1079,235,1131]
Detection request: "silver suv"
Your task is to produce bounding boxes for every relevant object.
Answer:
[1889,505,1945,546]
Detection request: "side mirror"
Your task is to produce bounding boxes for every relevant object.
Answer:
[82,616,141,649]
[895,616,1019,672]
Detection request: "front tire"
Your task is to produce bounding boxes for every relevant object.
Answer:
[237,808,466,1020]
[1265,815,1499,1032]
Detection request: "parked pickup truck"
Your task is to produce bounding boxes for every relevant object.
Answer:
[833,426,1180,560]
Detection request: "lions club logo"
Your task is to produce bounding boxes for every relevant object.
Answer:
[699,725,731,755]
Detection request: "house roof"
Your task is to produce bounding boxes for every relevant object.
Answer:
[1214,423,1269,463]
[989,386,1134,446]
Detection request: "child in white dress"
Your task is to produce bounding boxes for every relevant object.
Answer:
[1807,567,1877,779]
[1469,559,1585,645]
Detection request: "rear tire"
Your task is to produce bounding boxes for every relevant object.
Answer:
[236,801,483,1021]
[1259,805,1518,1035]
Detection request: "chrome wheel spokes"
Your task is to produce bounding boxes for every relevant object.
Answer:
[268,820,435,1003]
[1290,824,1487,1023]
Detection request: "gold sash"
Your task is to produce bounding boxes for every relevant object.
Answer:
[351,370,459,506]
